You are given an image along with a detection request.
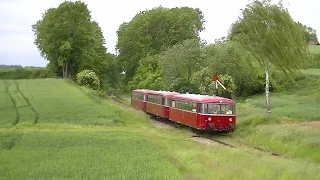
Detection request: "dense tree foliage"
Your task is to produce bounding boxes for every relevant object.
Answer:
[201,40,268,96]
[116,6,205,84]
[229,15,319,45]
[159,39,204,87]
[128,55,165,91]
[297,22,319,43]
[190,68,236,99]
[229,0,309,115]
[32,1,111,81]
[28,0,318,101]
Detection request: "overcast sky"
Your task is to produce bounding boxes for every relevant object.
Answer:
[0,0,318,67]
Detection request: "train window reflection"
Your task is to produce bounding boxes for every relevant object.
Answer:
[201,103,235,115]
[208,104,219,114]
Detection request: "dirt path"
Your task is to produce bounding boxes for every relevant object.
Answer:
[149,118,172,128]
[188,136,218,146]
[284,121,320,128]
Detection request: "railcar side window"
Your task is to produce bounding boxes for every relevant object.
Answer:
[185,102,190,111]
[171,100,197,112]
[177,101,182,109]
[200,104,208,114]
[132,93,143,100]
[183,101,187,110]
[177,101,181,109]
[147,95,163,104]
[191,102,196,112]
[164,98,169,106]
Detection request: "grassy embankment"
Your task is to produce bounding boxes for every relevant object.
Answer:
[202,46,320,163]
[219,67,320,163]
[1,79,319,180]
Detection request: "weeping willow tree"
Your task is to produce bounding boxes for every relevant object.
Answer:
[230,0,309,116]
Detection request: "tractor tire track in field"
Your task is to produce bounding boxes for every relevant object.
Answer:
[14,81,39,124]
[4,81,20,125]
[112,97,284,158]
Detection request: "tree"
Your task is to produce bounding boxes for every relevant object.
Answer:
[202,40,273,96]
[128,54,165,91]
[230,0,309,116]
[158,39,204,92]
[32,1,109,80]
[116,6,205,84]
[190,68,236,99]
[296,22,319,44]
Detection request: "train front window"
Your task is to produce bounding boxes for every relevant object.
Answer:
[208,104,219,114]
[225,104,235,115]
[201,103,235,115]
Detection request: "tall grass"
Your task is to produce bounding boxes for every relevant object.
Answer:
[5,79,149,127]
[233,68,320,163]
[0,81,17,127]
[145,127,320,180]
[308,45,320,54]
[234,124,320,163]
[0,131,182,180]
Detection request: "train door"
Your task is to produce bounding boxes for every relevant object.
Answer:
[142,94,147,110]
[197,103,206,128]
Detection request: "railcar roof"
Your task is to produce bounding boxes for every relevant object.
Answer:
[170,94,235,104]
[132,89,180,97]
[131,89,154,94]
[148,90,180,97]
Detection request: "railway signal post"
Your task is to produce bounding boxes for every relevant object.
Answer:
[212,74,226,96]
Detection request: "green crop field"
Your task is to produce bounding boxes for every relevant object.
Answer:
[309,45,320,54]
[1,78,320,180]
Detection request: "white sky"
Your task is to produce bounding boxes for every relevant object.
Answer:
[0,0,319,67]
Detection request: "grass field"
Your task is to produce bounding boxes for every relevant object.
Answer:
[225,69,320,163]
[1,78,320,179]
[309,45,320,54]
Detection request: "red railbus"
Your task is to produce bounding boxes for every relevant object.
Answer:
[168,94,236,132]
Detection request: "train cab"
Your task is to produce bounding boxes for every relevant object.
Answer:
[198,97,236,132]
[169,94,236,132]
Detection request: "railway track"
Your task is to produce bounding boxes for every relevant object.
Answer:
[111,97,283,158]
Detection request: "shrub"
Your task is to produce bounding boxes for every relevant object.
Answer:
[76,69,100,90]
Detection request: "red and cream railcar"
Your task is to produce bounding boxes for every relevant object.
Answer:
[145,91,180,118]
[131,89,153,111]
[168,94,236,132]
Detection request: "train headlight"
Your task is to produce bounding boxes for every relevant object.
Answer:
[208,117,212,121]
[229,118,232,122]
